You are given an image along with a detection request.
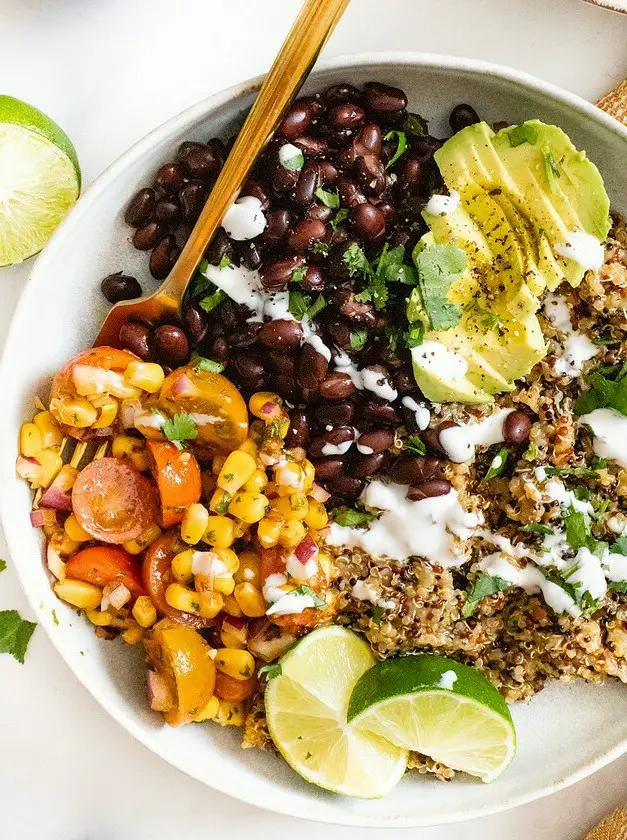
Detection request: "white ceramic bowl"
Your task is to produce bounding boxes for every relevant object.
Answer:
[2,53,626,828]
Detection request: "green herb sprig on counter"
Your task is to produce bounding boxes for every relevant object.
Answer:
[0,610,36,664]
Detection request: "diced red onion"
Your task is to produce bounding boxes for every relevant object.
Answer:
[171,372,196,398]
[294,534,318,565]
[147,670,175,712]
[101,581,131,611]
[46,544,66,581]
[30,508,57,528]
[221,615,247,646]
[16,455,41,481]
[40,483,72,511]
[309,483,330,503]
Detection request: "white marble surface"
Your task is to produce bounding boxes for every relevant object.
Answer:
[1,1,627,837]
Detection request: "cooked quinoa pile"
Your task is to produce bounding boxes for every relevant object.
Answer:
[244,214,627,780]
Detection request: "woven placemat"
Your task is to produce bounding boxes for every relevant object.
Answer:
[597,77,627,124]
[584,806,627,839]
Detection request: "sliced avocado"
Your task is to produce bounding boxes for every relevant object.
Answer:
[423,203,492,266]
[425,327,514,395]
[411,342,494,405]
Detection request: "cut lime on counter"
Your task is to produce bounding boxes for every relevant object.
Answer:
[264,626,407,798]
[347,654,516,783]
[0,95,80,267]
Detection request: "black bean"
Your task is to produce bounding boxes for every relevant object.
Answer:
[101,273,142,304]
[153,199,180,226]
[277,374,300,401]
[241,178,270,210]
[133,221,163,251]
[389,456,443,485]
[149,235,178,279]
[355,155,387,196]
[183,305,208,344]
[287,219,327,253]
[295,162,321,207]
[349,451,386,479]
[503,411,532,445]
[300,265,326,293]
[337,177,367,208]
[308,426,354,459]
[364,403,401,426]
[324,83,361,106]
[271,165,300,195]
[298,343,329,389]
[337,291,377,327]
[234,240,262,271]
[311,457,344,481]
[392,369,415,393]
[406,479,452,501]
[264,209,293,245]
[329,103,366,130]
[230,322,262,348]
[152,324,190,367]
[304,203,334,224]
[228,353,267,390]
[294,136,329,158]
[398,158,422,194]
[319,372,357,401]
[173,222,193,250]
[350,202,386,242]
[423,420,458,455]
[204,228,232,266]
[449,104,480,133]
[279,101,314,139]
[119,322,152,361]
[410,135,442,160]
[125,188,155,227]
[326,476,364,500]
[268,351,296,377]
[285,409,309,448]
[178,181,207,221]
[258,319,303,350]
[153,163,185,195]
[200,335,228,364]
[177,141,220,179]
[260,256,305,291]
[357,429,395,455]
[363,82,408,113]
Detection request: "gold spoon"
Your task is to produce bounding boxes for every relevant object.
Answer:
[94,0,351,347]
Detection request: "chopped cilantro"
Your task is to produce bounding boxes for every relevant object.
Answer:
[258,663,282,680]
[403,435,426,456]
[215,492,231,514]
[575,366,627,417]
[609,581,627,593]
[0,610,36,664]
[194,357,225,373]
[371,605,384,625]
[563,505,591,551]
[349,329,368,351]
[199,288,226,314]
[310,241,329,256]
[591,457,608,470]
[163,413,198,450]
[405,323,424,348]
[218,254,232,269]
[314,187,339,209]
[542,148,561,193]
[473,306,504,333]
[330,207,349,230]
[508,123,539,147]
[411,243,466,331]
[347,243,417,311]
[282,150,304,171]
[544,570,599,614]
[483,447,509,481]
[306,294,327,320]
[404,113,428,137]
[383,130,407,168]
[288,290,310,320]
[292,585,327,609]
[385,326,404,354]
[333,507,376,527]
[290,265,307,284]
[544,465,600,478]
[521,523,554,535]
[611,534,627,556]
[462,574,510,618]
[343,243,373,280]
[0,559,5,574]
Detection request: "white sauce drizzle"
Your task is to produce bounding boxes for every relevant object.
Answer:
[333,355,398,401]
[401,396,431,430]
[191,552,228,577]
[286,554,318,582]
[222,196,267,241]
[578,408,627,468]
[411,341,469,382]
[321,439,354,456]
[438,408,514,463]
[266,591,316,616]
[543,294,598,378]
[425,190,461,216]
[326,479,482,566]
[555,230,605,271]
[479,552,580,616]
[351,580,394,610]
[262,573,288,605]
[438,670,458,690]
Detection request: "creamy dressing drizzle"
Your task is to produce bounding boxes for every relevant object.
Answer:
[438,670,458,690]
[554,230,605,271]
[222,196,267,241]
[278,143,304,170]
[351,580,394,610]
[326,479,482,566]
[438,408,514,463]
[425,190,460,216]
[333,354,398,401]
[543,294,598,377]
[578,408,627,468]
[401,396,431,430]
[286,554,318,581]
[266,591,316,616]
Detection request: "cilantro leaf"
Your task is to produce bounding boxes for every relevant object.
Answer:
[403,435,426,456]
[575,367,627,417]
[194,357,225,373]
[163,413,198,450]
[609,581,627,593]
[405,323,424,348]
[611,534,627,556]
[384,130,407,168]
[310,241,329,256]
[288,290,311,320]
[508,123,539,147]
[370,605,384,625]
[349,329,368,351]
[412,243,466,331]
[404,113,428,137]
[292,585,327,609]
[0,559,5,574]
[563,504,591,551]
[218,254,232,269]
[544,465,600,478]
[314,187,340,208]
[330,208,349,230]
[521,524,554,535]
[343,243,373,280]
[462,574,510,618]
[333,507,376,527]
[282,150,304,171]
[483,447,509,481]
[290,265,307,284]
[199,288,226,314]
[306,294,327,321]
[0,610,36,664]
[376,244,418,285]
[542,148,561,193]
[258,663,282,680]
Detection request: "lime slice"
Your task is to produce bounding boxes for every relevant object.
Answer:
[347,654,515,783]
[265,626,407,798]
[0,95,80,266]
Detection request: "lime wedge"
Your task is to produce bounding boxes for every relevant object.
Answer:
[0,95,80,266]
[347,654,515,783]
[264,626,407,798]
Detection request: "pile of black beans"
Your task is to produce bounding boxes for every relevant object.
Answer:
[111,82,532,506]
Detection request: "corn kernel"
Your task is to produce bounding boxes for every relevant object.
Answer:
[64,514,90,543]
[317,551,334,579]
[222,594,243,617]
[278,519,306,549]
[272,493,309,521]
[220,617,248,649]
[55,579,102,610]
[243,468,268,493]
[275,463,305,496]
[228,491,268,524]
[171,549,194,583]
[56,464,79,493]
[86,609,113,626]
[232,520,249,539]
[238,438,258,458]
[121,621,144,645]
[34,449,64,489]
[302,459,315,490]
[180,503,210,545]
[212,548,240,574]
[233,550,261,587]
[257,516,283,548]
[132,596,157,628]
[33,411,63,448]
[165,583,202,615]
[50,529,80,557]
[249,391,282,420]
[55,398,98,429]
[20,423,42,458]
[234,582,266,617]
[192,695,220,722]
[91,396,118,429]
[197,589,224,619]
[214,699,245,727]
[212,455,227,476]
[123,523,162,555]
[215,648,255,681]
[203,515,235,548]
[125,361,165,394]
[209,488,232,514]
[304,499,328,530]
[217,450,257,495]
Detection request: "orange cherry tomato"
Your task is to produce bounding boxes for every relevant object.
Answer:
[144,621,216,726]
[72,457,159,544]
[146,440,201,528]
[158,364,248,454]
[65,545,145,595]
[142,531,214,629]
[260,547,328,631]
[214,671,257,702]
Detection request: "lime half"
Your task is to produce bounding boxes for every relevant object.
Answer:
[0,95,80,266]
[265,626,407,798]
[347,654,515,783]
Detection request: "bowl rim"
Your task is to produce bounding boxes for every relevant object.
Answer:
[2,51,627,827]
